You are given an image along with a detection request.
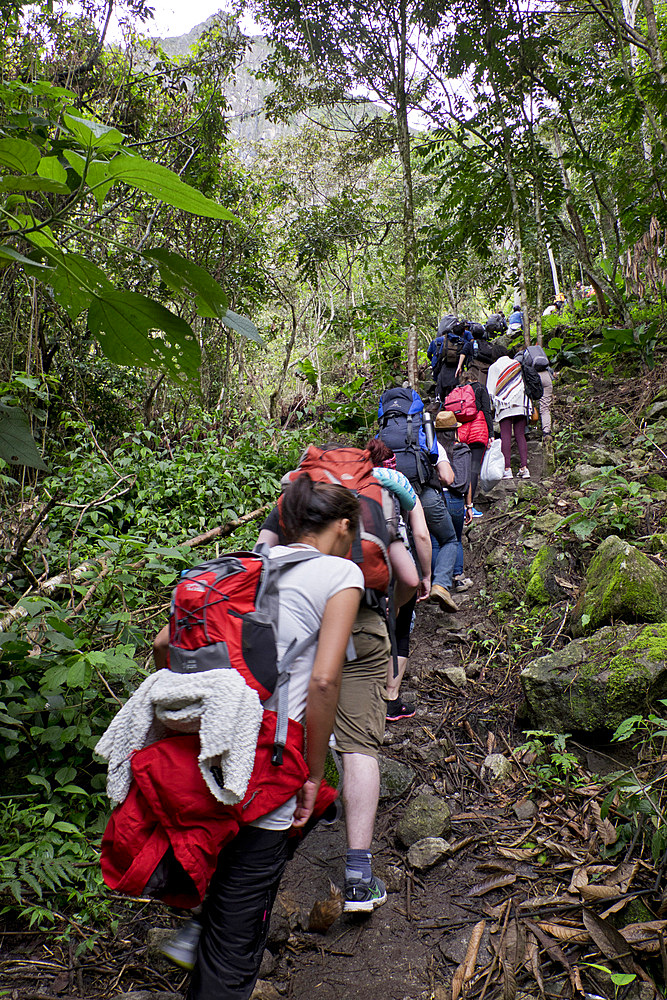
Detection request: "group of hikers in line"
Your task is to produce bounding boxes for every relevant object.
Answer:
[95,309,556,1000]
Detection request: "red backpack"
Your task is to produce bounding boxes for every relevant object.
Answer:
[282,445,391,594]
[444,384,479,422]
[168,545,322,764]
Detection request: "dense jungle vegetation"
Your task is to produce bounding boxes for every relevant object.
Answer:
[2,0,667,978]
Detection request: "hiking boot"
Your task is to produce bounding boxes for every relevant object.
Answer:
[502,469,513,480]
[343,875,387,913]
[386,698,416,722]
[453,575,473,593]
[518,467,531,479]
[159,918,202,970]
[429,584,459,613]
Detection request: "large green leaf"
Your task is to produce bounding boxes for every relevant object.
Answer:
[0,138,40,174]
[63,113,125,150]
[221,309,264,345]
[25,251,113,319]
[63,152,113,207]
[0,245,52,268]
[0,175,70,195]
[0,403,49,471]
[107,156,240,221]
[87,291,201,384]
[37,157,68,185]
[143,248,229,319]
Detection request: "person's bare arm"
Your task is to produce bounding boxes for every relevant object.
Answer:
[256,528,279,547]
[409,497,432,599]
[153,624,170,670]
[293,587,361,827]
[437,456,454,486]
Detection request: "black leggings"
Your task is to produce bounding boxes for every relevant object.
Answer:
[469,442,486,500]
[395,592,417,658]
[187,826,290,1000]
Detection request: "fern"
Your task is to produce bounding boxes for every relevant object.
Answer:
[0,855,81,904]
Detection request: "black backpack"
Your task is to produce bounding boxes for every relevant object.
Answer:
[377,387,439,491]
[442,332,464,367]
[520,361,544,402]
[486,314,507,336]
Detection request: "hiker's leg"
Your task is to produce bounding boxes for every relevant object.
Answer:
[188,827,290,1000]
[389,539,418,610]
[539,372,553,435]
[514,417,528,467]
[341,751,379,848]
[420,487,457,591]
[469,442,485,499]
[334,606,389,873]
[444,491,465,578]
[386,594,416,702]
[499,417,513,468]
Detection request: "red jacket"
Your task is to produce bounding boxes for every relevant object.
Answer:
[458,409,489,447]
[101,712,333,908]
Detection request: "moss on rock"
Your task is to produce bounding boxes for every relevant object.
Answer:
[572,535,667,636]
[520,623,667,732]
[525,545,569,606]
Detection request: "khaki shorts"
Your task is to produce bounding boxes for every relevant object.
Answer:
[333,606,391,759]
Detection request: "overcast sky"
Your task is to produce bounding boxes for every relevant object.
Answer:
[108,0,259,39]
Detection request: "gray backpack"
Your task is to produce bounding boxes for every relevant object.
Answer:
[522,344,550,371]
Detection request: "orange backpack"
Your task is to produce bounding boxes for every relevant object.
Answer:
[282,445,391,594]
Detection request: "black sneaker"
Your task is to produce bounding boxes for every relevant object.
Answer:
[386,698,416,722]
[343,875,387,913]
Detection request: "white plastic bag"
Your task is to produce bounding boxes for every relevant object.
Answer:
[479,439,505,493]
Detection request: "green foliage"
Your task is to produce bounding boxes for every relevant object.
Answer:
[517,731,585,790]
[593,321,660,371]
[600,703,667,863]
[556,467,651,541]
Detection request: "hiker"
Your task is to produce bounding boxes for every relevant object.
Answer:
[486,351,531,480]
[366,437,432,722]
[436,411,474,590]
[447,374,493,513]
[515,343,555,443]
[378,386,460,613]
[433,317,473,399]
[508,308,524,335]
[159,476,364,1000]
[257,444,416,913]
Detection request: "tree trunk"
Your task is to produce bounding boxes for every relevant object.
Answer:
[395,0,419,388]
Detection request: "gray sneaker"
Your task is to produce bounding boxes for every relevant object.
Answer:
[343,875,387,913]
[160,918,202,970]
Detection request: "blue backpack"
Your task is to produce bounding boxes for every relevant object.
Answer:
[377,388,439,491]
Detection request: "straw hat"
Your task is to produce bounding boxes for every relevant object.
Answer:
[435,410,461,430]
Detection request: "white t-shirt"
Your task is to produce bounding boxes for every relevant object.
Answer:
[253,544,363,830]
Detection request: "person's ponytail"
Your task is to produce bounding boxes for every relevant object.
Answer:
[281,474,360,543]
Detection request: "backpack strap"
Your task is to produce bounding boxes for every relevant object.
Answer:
[272,629,320,765]
[258,545,325,766]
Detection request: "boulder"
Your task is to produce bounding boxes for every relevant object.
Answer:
[526,545,570,606]
[521,623,667,731]
[396,793,451,847]
[407,837,452,870]
[645,473,667,493]
[568,463,599,487]
[434,664,467,688]
[534,511,563,533]
[644,401,667,423]
[486,545,509,569]
[572,535,667,635]
[520,532,546,550]
[586,447,622,467]
[482,754,513,782]
[378,754,415,800]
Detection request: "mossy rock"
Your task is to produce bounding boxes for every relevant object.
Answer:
[572,535,667,636]
[520,623,667,731]
[586,448,622,467]
[494,590,516,611]
[648,534,667,554]
[645,473,667,493]
[526,546,570,606]
[568,464,599,487]
[644,401,667,423]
